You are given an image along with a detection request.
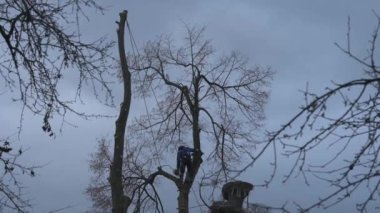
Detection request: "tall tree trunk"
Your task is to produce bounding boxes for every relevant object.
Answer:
[177,118,202,213]
[178,186,190,213]
[177,80,203,213]
[110,10,131,213]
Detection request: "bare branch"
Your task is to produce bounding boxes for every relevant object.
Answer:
[261,14,380,212]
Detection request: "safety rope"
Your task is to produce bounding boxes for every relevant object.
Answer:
[126,20,162,165]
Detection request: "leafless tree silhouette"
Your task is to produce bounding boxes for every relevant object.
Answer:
[87,138,164,213]
[254,14,380,212]
[89,25,273,213]
[0,0,114,135]
[0,138,36,212]
[0,0,113,211]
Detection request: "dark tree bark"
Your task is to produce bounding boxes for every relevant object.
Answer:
[110,10,131,213]
[178,186,190,213]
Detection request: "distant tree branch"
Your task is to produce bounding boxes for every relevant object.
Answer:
[259,14,380,212]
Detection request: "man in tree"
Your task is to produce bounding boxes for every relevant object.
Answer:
[174,145,202,182]
[87,25,273,213]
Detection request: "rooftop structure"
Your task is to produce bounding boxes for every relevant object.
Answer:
[210,181,254,213]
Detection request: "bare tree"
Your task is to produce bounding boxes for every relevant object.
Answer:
[255,14,380,212]
[86,25,273,212]
[87,138,164,213]
[87,10,164,213]
[0,0,113,211]
[86,139,113,212]
[0,138,35,212]
[0,0,114,135]
[131,26,272,212]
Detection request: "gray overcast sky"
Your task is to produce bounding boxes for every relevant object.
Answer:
[1,0,380,212]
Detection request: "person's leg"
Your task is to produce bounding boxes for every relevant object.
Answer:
[179,160,185,181]
[184,158,192,183]
[176,148,181,170]
[174,148,182,176]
